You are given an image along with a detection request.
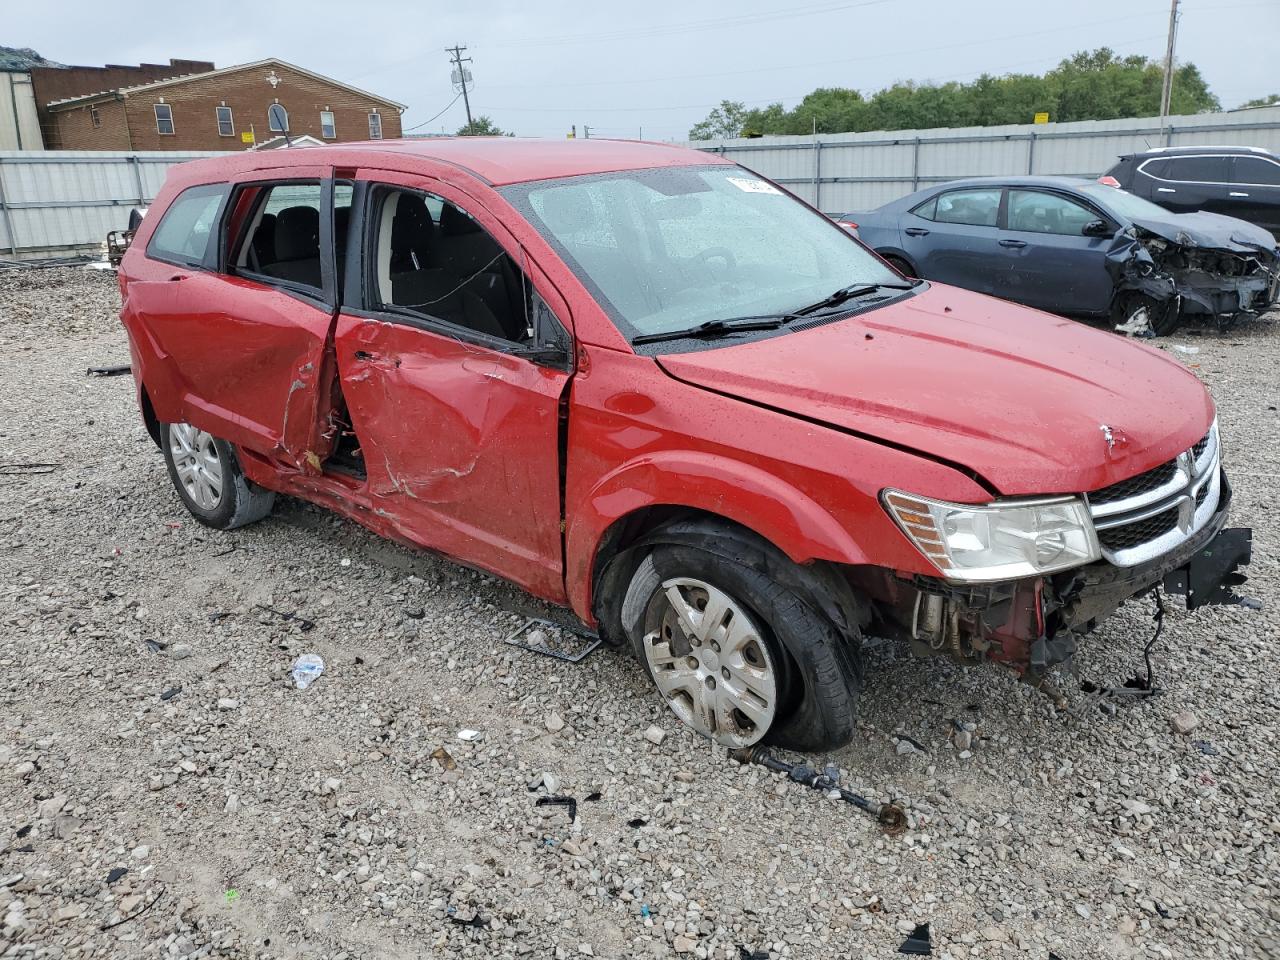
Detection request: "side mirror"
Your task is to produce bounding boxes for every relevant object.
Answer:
[1082,219,1113,238]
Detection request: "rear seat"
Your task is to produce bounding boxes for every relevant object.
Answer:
[261,206,321,287]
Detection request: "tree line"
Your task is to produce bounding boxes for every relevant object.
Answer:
[689,49,1225,140]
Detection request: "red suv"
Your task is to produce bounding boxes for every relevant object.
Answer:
[120,139,1252,751]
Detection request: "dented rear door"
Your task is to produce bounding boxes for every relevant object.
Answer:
[126,165,338,465]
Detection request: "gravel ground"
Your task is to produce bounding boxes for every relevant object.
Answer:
[1,267,1277,960]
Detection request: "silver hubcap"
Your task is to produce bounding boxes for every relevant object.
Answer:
[642,577,778,748]
[169,422,224,511]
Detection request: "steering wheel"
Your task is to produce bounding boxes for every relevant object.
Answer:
[697,246,738,275]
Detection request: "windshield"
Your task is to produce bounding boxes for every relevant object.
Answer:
[1078,183,1177,222]
[501,165,903,344]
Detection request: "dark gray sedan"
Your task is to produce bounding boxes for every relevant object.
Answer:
[842,176,1279,335]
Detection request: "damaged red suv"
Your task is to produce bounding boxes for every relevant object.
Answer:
[120,139,1253,751]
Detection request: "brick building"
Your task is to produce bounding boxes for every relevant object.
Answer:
[37,58,404,151]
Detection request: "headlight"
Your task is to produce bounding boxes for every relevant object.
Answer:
[882,490,1101,582]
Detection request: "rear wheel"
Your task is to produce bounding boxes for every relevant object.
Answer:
[884,255,917,279]
[621,538,862,751]
[160,422,275,530]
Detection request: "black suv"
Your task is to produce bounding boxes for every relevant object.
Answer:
[1101,146,1280,237]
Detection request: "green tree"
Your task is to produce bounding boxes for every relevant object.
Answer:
[688,48,1221,139]
[688,100,750,140]
[457,116,511,136]
[1238,93,1280,108]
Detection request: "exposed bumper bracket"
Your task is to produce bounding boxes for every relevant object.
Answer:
[1162,527,1256,611]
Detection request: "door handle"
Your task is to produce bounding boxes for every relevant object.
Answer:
[904,227,930,237]
[999,239,1027,248]
[1229,191,1250,198]
[1156,187,1177,193]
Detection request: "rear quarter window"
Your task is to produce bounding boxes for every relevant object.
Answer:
[146,184,229,267]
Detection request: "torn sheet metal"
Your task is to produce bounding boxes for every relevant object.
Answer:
[1106,217,1280,333]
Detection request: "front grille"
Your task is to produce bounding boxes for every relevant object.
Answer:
[1085,424,1219,566]
[1089,459,1178,506]
[1097,506,1180,551]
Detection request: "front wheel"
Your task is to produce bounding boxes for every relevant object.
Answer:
[620,538,862,751]
[160,421,275,529]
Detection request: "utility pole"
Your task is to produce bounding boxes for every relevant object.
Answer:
[1159,0,1180,124]
[583,124,591,139]
[446,45,474,134]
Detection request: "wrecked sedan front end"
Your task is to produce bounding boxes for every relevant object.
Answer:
[1099,198,1280,333]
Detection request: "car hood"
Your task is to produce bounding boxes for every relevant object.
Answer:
[1127,210,1278,255]
[656,284,1215,497]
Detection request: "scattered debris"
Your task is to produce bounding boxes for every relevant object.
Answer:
[729,745,907,835]
[898,922,933,955]
[290,653,325,690]
[1193,740,1219,755]
[0,462,58,475]
[535,795,578,823]
[448,911,487,929]
[224,889,241,904]
[627,817,648,829]
[429,746,457,771]
[643,724,667,746]
[216,698,239,711]
[254,604,316,632]
[584,791,602,802]
[504,617,601,663]
[86,363,131,377]
[456,729,483,742]
[739,948,769,960]
[159,687,181,701]
[99,884,163,931]
[106,867,128,885]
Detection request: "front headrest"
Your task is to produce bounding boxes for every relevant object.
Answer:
[439,202,482,236]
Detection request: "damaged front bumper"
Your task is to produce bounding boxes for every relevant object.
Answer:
[1108,225,1280,327]
[854,481,1253,677]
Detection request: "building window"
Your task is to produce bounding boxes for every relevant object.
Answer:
[216,105,234,137]
[90,106,101,128]
[268,105,288,132]
[154,103,174,135]
[368,111,382,139]
[320,110,336,139]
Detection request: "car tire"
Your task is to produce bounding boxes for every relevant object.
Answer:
[884,255,917,279]
[619,539,862,752]
[1114,293,1180,337]
[160,421,275,530]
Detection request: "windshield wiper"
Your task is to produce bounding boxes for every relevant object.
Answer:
[631,316,791,346]
[792,280,919,317]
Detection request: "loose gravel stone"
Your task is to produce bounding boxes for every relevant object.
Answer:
[1,267,1277,959]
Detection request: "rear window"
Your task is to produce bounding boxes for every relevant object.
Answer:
[146,184,229,267]
[1165,156,1230,183]
[933,188,1001,227]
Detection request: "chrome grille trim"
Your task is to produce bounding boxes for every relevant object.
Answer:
[1085,423,1221,567]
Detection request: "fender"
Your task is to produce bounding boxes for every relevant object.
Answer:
[565,449,873,621]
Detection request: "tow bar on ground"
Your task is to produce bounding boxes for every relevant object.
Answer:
[728,745,907,835]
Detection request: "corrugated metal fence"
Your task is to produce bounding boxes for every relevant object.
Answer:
[0,150,222,259]
[684,106,1280,215]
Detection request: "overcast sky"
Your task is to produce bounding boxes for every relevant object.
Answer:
[10,0,1278,140]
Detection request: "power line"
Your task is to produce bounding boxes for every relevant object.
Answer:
[404,93,463,132]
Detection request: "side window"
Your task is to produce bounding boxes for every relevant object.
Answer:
[933,189,1001,227]
[371,186,549,347]
[1234,156,1280,186]
[1138,158,1169,179]
[232,182,324,290]
[146,184,228,267]
[1006,190,1099,235]
[910,196,938,221]
[1165,156,1229,183]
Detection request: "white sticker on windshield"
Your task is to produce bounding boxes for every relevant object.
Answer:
[726,176,781,195]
